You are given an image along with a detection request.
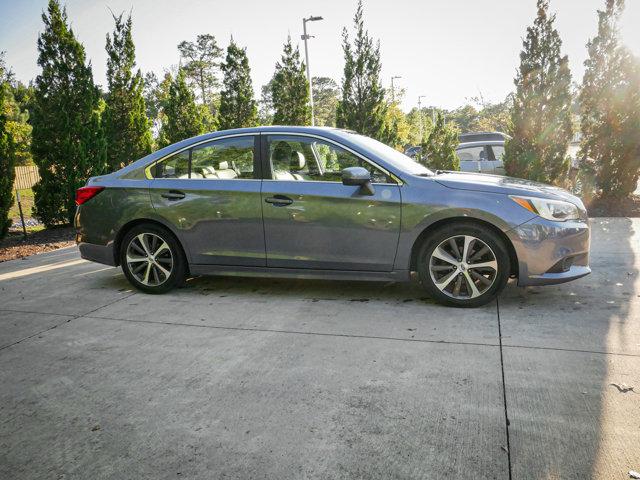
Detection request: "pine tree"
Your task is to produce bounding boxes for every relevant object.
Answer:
[421,113,460,171]
[104,13,152,170]
[336,0,386,140]
[271,37,311,125]
[0,81,15,239]
[312,76,339,127]
[160,68,204,146]
[503,0,573,184]
[31,0,107,226]
[218,39,257,130]
[580,0,640,198]
[178,34,223,107]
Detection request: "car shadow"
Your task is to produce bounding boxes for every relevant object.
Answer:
[497,217,639,478]
[180,272,438,305]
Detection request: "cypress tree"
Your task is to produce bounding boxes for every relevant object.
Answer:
[104,13,152,170]
[420,113,460,171]
[503,0,573,184]
[161,68,204,145]
[271,36,311,125]
[218,39,258,130]
[31,0,107,226]
[580,0,640,198]
[0,81,15,239]
[336,0,386,140]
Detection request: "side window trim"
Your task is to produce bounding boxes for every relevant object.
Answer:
[485,145,494,162]
[263,133,397,185]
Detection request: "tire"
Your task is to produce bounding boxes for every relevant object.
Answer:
[119,223,186,294]
[416,222,511,308]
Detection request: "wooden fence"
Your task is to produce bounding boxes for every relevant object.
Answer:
[13,165,40,190]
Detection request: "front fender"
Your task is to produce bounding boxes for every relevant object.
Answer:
[394,181,536,271]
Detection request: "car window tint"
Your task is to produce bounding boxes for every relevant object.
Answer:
[456,146,486,161]
[267,135,392,183]
[191,136,255,180]
[155,150,190,179]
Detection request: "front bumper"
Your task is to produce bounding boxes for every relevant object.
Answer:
[507,216,591,286]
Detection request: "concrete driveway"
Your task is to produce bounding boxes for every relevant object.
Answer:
[1,218,638,479]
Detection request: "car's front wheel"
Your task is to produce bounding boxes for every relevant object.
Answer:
[417,223,511,307]
[120,224,185,294]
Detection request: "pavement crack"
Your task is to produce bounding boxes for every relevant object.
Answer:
[78,292,138,318]
[0,317,73,352]
[0,292,137,353]
[502,343,640,358]
[497,296,513,480]
[82,314,502,349]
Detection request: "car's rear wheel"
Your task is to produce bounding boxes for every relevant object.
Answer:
[417,223,510,307]
[120,224,185,294]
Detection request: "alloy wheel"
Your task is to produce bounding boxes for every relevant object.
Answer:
[125,233,173,287]
[428,235,498,299]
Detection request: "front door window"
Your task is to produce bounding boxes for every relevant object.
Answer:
[267,136,393,184]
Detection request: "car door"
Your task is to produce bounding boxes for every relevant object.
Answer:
[149,134,265,266]
[260,134,401,272]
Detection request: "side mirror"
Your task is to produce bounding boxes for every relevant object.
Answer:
[341,167,375,195]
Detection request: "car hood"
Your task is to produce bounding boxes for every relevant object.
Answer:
[433,171,584,206]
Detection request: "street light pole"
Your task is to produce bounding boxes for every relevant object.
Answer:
[390,76,402,102]
[302,15,323,126]
[418,95,427,140]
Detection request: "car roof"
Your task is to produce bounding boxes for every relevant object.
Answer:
[458,132,511,142]
[116,126,423,180]
[456,140,505,149]
[116,126,356,176]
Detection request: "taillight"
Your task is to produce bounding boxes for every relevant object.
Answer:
[75,186,105,205]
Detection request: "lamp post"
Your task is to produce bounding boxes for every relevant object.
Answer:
[302,15,323,126]
[390,76,402,102]
[418,95,427,140]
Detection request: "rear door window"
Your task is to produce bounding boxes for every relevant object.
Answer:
[154,150,190,178]
[151,136,257,180]
[191,136,256,179]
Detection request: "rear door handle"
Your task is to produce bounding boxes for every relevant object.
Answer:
[161,190,186,200]
[265,195,293,206]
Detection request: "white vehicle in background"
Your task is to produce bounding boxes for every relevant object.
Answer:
[406,132,589,184]
[454,132,510,174]
[405,132,511,174]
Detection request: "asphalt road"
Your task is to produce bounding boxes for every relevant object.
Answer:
[1,218,639,479]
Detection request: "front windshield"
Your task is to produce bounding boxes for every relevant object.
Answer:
[343,132,434,176]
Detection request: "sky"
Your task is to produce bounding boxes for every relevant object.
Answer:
[1,0,639,112]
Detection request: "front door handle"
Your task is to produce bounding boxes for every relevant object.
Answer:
[161,190,186,200]
[265,195,293,206]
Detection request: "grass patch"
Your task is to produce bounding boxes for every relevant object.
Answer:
[9,188,34,219]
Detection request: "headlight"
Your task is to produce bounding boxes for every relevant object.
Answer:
[509,195,580,221]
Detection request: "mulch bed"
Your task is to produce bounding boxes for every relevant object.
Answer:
[586,195,640,217]
[0,226,75,263]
